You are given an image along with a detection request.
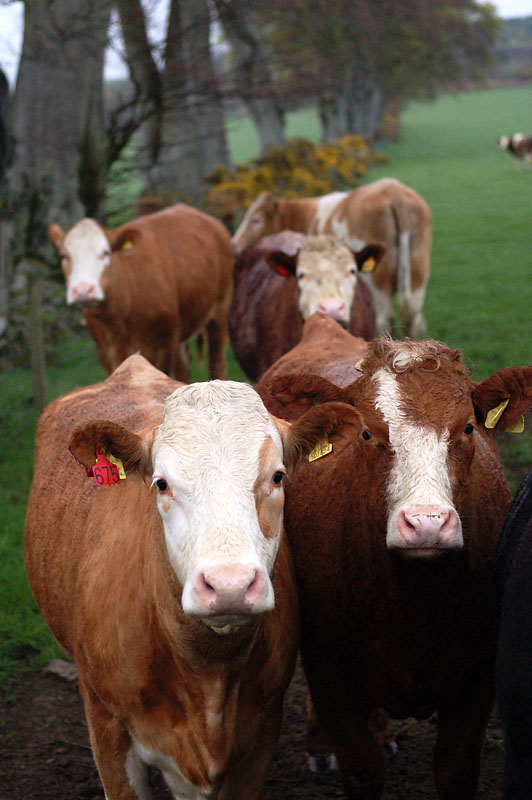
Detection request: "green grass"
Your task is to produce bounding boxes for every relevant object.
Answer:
[1,85,532,684]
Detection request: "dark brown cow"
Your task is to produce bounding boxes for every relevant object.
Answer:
[257,337,532,799]
[232,178,432,337]
[24,354,358,800]
[229,231,382,383]
[49,203,233,382]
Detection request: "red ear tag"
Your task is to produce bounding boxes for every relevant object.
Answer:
[92,450,121,485]
[275,263,290,277]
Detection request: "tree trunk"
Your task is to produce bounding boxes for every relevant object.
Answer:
[319,69,383,143]
[214,0,285,154]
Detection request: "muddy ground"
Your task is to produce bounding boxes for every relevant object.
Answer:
[0,658,504,800]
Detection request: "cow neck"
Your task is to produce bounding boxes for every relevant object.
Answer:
[277,196,319,233]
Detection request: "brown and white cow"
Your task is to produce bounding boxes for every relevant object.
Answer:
[229,231,382,382]
[49,203,233,382]
[24,354,357,800]
[257,338,532,799]
[499,133,532,166]
[232,178,432,338]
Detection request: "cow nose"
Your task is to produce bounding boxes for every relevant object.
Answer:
[71,283,97,303]
[193,564,270,615]
[316,299,348,322]
[395,505,461,550]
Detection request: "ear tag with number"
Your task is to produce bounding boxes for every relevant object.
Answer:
[92,450,124,485]
[107,452,127,479]
[121,240,133,251]
[485,398,509,429]
[361,256,376,273]
[309,436,333,462]
[505,415,525,434]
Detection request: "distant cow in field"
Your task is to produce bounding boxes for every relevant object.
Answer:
[499,133,532,166]
[258,337,532,799]
[496,466,532,799]
[49,204,233,382]
[24,354,354,800]
[229,231,383,382]
[232,178,432,337]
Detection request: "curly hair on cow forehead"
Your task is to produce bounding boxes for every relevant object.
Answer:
[360,337,467,375]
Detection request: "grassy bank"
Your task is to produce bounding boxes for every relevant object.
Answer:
[1,85,531,683]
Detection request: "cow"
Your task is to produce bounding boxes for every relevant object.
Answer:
[24,353,358,800]
[499,134,532,166]
[256,337,532,799]
[496,466,532,798]
[231,178,432,338]
[229,231,383,382]
[49,203,234,382]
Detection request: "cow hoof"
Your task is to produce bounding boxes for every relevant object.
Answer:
[307,752,338,773]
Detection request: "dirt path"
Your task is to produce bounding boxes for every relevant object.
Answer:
[0,660,504,800]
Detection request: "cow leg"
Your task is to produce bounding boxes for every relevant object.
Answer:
[79,676,150,800]
[206,311,229,380]
[398,285,427,338]
[432,683,493,800]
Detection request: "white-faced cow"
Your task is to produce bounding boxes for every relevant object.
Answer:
[232,178,432,337]
[49,203,233,382]
[499,133,532,166]
[257,337,532,799]
[229,231,383,382]
[25,354,357,800]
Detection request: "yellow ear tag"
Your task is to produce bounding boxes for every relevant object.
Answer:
[505,415,525,434]
[107,452,127,480]
[309,436,333,462]
[361,256,376,273]
[121,240,133,251]
[485,398,509,429]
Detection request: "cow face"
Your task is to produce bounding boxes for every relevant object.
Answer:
[266,234,384,326]
[263,340,532,559]
[49,218,114,306]
[232,192,279,255]
[70,381,357,633]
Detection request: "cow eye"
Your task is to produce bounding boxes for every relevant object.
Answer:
[155,478,168,491]
[272,471,284,486]
[296,272,306,282]
[350,268,357,276]
[362,430,372,440]
[464,423,474,435]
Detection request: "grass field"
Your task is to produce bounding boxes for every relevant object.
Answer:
[1,84,531,684]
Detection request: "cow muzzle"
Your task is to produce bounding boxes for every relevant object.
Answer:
[387,504,463,556]
[183,564,274,631]
[68,282,103,306]
[315,298,349,324]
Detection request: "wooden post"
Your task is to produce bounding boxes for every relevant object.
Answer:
[28,280,47,410]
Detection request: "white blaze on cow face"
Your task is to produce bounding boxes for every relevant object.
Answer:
[151,381,286,632]
[61,219,111,305]
[374,367,463,556]
[295,235,359,325]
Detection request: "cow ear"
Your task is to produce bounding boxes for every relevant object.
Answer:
[264,249,299,278]
[49,223,65,249]
[258,373,350,420]
[277,402,361,473]
[471,366,532,433]
[107,227,142,252]
[353,243,386,273]
[69,420,153,481]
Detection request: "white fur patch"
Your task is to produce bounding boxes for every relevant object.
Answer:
[63,219,111,303]
[329,217,367,252]
[373,368,462,548]
[152,381,284,619]
[295,234,357,321]
[129,740,214,799]
[312,192,348,234]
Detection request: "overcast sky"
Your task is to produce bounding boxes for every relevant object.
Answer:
[0,0,531,87]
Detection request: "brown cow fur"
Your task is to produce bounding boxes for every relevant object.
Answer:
[50,204,233,382]
[229,232,375,383]
[257,338,532,799]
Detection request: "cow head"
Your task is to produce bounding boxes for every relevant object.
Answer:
[232,191,280,255]
[262,339,532,560]
[69,381,357,633]
[49,219,140,306]
[265,234,384,326]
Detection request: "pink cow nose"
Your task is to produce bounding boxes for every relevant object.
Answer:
[396,505,461,550]
[316,299,348,322]
[71,283,97,303]
[193,564,268,615]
